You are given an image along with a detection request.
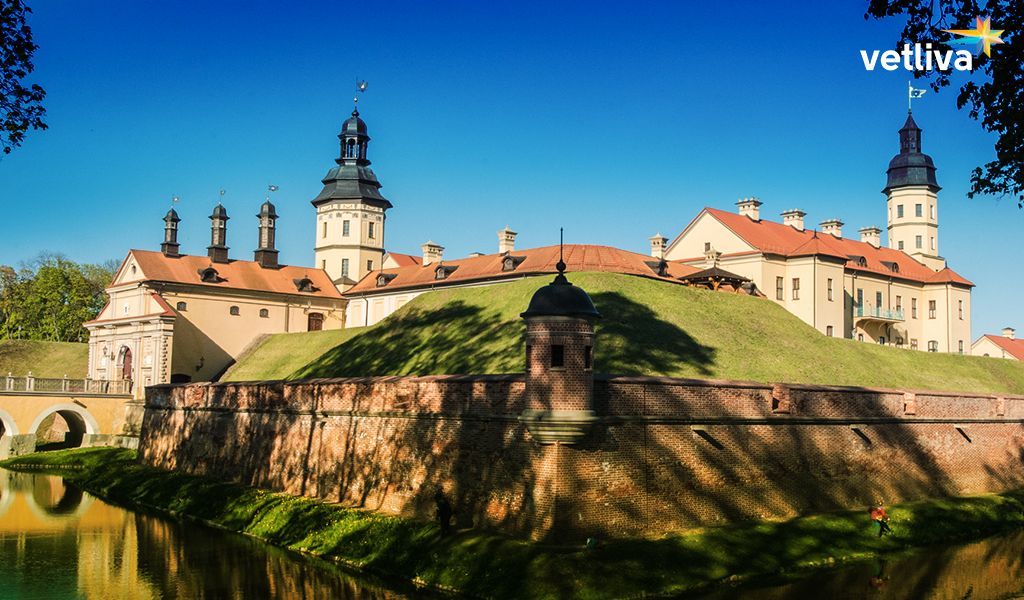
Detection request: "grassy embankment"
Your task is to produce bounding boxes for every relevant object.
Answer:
[6,447,1024,599]
[0,339,89,378]
[224,272,1024,395]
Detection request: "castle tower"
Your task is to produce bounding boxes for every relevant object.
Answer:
[254,200,279,269]
[161,208,180,257]
[312,107,392,289]
[207,204,229,263]
[519,253,601,445]
[885,112,945,270]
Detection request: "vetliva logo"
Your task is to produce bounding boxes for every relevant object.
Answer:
[860,16,1005,72]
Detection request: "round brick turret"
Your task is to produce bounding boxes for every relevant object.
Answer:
[519,263,600,444]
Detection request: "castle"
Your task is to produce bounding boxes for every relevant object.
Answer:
[85,105,978,395]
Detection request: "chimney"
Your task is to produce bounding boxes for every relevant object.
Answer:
[819,219,844,238]
[704,246,722,269]
[161,208,181,257]
[781,209,806,231]
[498,225,517,254]
[208,204,230,263]
[421,240,444,265]
[736,197,762,220]
[1003,327,1016,340]
[859,226,882,248]
[649,233,668,259]
[254,200,279,269]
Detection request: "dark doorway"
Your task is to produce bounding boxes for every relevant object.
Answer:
[118,346,133,380]
[307,313,324,331]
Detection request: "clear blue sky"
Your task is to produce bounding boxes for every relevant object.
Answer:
[0,0,1018,337]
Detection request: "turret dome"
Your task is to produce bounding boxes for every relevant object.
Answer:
[521,270,601,320]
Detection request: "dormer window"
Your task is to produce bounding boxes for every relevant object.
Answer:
[376,273,397,287]
[434,264,458,280]
[501,255,525,272]
[847,255,867,268]
[293,277,318,293]
[197,266,220,283]
[645,259,669,277]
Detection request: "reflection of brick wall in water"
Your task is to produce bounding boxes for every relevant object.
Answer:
[140,377,1024,538]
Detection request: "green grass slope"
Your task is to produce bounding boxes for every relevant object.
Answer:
[0,339,89,378]
[222,272,1024,395]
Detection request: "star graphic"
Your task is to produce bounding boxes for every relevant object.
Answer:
[944,16,1005,57]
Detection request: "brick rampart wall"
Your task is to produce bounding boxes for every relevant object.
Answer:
[141,375,1024,538]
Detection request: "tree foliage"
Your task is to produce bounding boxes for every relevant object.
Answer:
[0,0,46,154]
[866,0,1023,206]
[0,254,116,342]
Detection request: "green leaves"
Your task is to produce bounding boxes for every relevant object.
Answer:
[0,0,47,154]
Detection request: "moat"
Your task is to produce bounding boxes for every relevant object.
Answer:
[1,467,1023,599]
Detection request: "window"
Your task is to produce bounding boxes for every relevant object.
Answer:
[341,258,350,278]
[958,300,964,320]
[123,304,130,314]
[776,277,784,300]
[259,308,269,318]
[583,346,593,370]
[930,205,935,219]
[826,325,834,337]
[320,259,326,270]
[958,340,964,355]
[550,344,565,368]
[367,260,373,272]
[895,295,902,311]
[897,205,904,218]
[896,337,904,348]
[322,222,327,238]
[858,333,864,342]
[928,300,936,319]
[912,298,918,319]
[898,241,904,250]
[915,235,923,249]
[875,291,883,309]
[879,336,886,345]
[792,278,800,300]
[930,237,935,251]
[915,203,923,217]
[342,220,350,236]
[229,306,240,316]
[307,313,324,331]
[368,222,376,239]
[827,278,833,301]
[856,288,863,308]
[911,339,918,350]
[704,242,711,252]
[176,301,187,311]
[928,340,939,352]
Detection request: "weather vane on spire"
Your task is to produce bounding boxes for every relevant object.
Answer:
[353,79,368,109]
[557,227,566,275]
[266,184,279,202]
[908,80,927,112]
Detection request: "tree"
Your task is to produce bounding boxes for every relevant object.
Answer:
[866,1,1023,207]
[0,0,46,154]
[0,254,116,342]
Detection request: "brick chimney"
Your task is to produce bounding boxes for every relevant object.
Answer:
[736,197,762,220]
[704,246,721,269]
[649,233,668,259]
[820,219,844,238]
[498,225,517,254]
[859,226,882,248]
[254,200,279,269]
[207,204,230,263]
[161,208,181,257]
[421,240,444,265]
[1003,327,1016,340]
[781,209,806,231]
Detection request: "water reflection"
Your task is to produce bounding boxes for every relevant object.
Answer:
[695,530,1024,600]
[0,469,409,599]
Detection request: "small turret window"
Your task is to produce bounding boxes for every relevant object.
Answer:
[259,308,269,318]
[176,301,187,311]
[583,346,592,370]
[229,306,240,316]
[550,345,565,369]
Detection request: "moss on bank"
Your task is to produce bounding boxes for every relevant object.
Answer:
[4,448,1024,598]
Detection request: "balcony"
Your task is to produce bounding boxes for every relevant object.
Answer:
[855,305,905,323]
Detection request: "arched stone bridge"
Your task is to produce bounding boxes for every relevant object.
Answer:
[0,376,142,458]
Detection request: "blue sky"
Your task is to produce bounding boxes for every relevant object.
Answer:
[0,0,1018,337]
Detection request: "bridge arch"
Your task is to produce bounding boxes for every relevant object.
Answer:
[0,408,19,437]
[29,404,99,450]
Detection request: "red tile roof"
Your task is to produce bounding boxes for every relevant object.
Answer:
[125,250,342,298]
[345,244,699,295]
[979,335,1024,361]
[688,208,973,287]
[384,252,423,267]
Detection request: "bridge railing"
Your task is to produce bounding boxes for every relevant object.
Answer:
[1,374,133,395]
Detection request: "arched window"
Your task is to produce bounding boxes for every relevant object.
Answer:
[229,306,240,316]
[176,301,187,311]
[259,308,269,318]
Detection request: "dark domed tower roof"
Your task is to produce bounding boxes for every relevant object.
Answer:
[521,261,601,320]
[258,200,278,219]
[342,109,368,136]
[885,112,939,193]
[210,203,229,220]
[164,208,180,223]
[311,107,392,209]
